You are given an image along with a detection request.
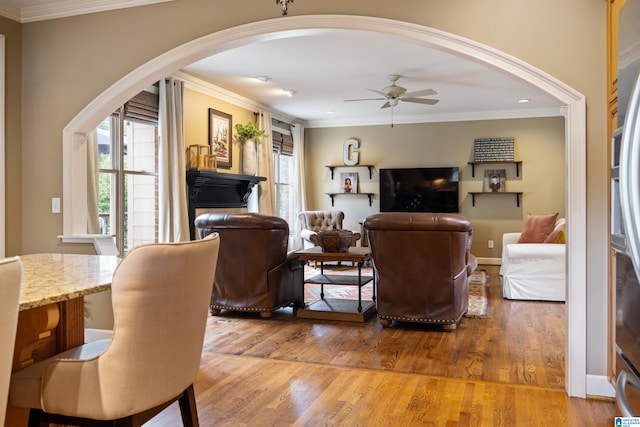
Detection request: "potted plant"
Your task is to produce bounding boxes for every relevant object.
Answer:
[235,122,268,143]
[235,122,268,175]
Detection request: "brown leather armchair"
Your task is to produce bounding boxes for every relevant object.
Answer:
[364,212,476,331]
[195,213,305,318]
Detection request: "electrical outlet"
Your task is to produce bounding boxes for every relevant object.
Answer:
[488,240,494,249]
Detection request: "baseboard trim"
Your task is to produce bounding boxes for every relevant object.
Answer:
[586,374,615,398]
[477,257,501,266]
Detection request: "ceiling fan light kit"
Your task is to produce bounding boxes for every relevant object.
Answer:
[344,74,439,110]
[276,0,293,15]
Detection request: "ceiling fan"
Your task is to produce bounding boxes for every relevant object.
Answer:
[344,74,439,109]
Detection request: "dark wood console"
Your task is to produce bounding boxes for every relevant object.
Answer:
[186,170,266,239]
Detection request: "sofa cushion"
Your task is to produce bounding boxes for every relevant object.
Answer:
[518,213,558,243]
[544,219,566,244]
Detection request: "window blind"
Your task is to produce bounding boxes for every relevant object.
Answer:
[124,90,159,123]
[272,131,293,156]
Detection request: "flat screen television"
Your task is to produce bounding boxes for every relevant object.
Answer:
[379,167,459,213]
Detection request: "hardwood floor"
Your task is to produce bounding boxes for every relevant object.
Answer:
[147,265,615,426]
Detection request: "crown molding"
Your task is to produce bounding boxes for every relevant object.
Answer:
[305,107,563,128]
[0,0,172,23]
[0,1,20,21]
[174,72,561,130]
[173,70,304,127]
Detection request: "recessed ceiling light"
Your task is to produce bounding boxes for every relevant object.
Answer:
[256,75,270,83]
[518,98,531,103]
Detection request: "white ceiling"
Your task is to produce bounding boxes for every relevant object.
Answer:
[2,0,564,128]
[181,30,563,128]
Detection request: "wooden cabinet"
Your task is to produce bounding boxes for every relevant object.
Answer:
[608,0,626,389]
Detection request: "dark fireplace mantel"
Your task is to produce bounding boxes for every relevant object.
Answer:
[187,170,266,239]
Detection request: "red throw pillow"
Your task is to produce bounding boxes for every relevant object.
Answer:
[518,213,559,243]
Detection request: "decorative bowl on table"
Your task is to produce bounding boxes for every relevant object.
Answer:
[317,229,353,252]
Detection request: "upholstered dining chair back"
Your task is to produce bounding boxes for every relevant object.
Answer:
[0,257,22,426]
[364,212,474,331]
[9,234,220,426]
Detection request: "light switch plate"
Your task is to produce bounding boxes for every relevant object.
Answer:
[52,197,61,214]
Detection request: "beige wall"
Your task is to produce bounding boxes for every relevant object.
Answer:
[0,16,22,256]
[9,0,607,379]
[183,88,256,175]
[305,117,566,259]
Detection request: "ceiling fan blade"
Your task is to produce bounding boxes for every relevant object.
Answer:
[368,88,389,97]
[380,101,392,109]
[402,88,437,98]
[344,97,386,102]
[402,97,440,105]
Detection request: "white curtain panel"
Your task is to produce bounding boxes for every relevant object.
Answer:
[291,123,306,250]
[255,110,275,215]
[158,77,189,242]
[86,129,101,235]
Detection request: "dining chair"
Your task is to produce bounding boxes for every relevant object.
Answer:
[9,234,220,427]
[0,257,22,426]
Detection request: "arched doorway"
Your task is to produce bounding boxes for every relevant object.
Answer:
[62,15,587,397]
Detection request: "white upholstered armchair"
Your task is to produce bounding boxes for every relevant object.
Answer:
[500,218,566,301]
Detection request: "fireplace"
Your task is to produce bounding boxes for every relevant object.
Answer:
[186,170,266,239]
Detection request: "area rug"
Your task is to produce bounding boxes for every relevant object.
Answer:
[304,265,374,303]
[466,269,491,318]
[303,266,491,318]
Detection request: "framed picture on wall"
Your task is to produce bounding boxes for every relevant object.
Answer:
[208,108,232,169]
[483,169,506,192]
[339,172,359,193]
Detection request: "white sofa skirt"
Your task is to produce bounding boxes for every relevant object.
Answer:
[500,233,566,302]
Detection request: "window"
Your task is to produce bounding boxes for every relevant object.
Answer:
[97,89,159,254]
[272,129,294,228]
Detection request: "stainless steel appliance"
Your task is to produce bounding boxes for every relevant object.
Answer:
[613,0,640,416]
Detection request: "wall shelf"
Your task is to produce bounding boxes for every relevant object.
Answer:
[326,192,374,206]
[468,161,522,177]
[325,164,375,179]
[468,191,522,207]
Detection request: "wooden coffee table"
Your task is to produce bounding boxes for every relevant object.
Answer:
[295,246,376,322]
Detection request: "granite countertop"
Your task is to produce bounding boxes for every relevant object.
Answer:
[19,253,120,310]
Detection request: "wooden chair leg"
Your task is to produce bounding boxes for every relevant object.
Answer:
[178,384,200,427]
[27,408,48,427]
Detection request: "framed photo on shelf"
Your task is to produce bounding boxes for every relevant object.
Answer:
[483,169,506,192]
[208,108,232,169]
[339,172,358,193]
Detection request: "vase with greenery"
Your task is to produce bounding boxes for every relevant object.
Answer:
[235,122,268,175]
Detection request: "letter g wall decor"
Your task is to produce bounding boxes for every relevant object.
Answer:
[343,138,360,166]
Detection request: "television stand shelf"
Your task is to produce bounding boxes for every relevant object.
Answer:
[326,192,374,206]
[468,191,523,207]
